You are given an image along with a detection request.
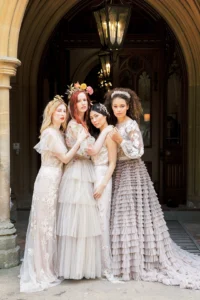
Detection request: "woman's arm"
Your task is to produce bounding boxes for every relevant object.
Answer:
[55,128,88,164]
[110,121,144,159]
[94,136,117,200]
[87,125,114,156]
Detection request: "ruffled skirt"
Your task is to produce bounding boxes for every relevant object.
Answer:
[111,159,200,289]
[57,159,102,279]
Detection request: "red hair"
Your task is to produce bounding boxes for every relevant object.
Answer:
[69,90,91,129]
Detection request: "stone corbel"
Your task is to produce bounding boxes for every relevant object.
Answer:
[0,57,21,86]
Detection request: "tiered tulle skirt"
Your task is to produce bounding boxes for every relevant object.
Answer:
[57,159,102,279]
[111,158,200,289]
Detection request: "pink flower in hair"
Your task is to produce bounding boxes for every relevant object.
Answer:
[74,82,80,89]
[86,86,94,95]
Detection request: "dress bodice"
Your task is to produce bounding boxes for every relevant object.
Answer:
[65,119,95,160]
[116,119,144,161]
[34,127,67,168]
[91,144,109,166]
[41,152,63,168]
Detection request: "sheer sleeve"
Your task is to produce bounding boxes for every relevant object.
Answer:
[34,128,67,155]
[65,120,94,158]
[120,120,144,159]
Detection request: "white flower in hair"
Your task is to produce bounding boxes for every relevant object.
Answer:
[99,103,110,116]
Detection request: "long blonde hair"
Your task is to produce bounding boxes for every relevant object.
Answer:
[40,95,68,135]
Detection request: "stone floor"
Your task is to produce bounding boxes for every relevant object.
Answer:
[1,266,200,300]
[0,212,200,300]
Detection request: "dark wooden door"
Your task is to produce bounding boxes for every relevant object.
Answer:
[113,48,187,205]
[162,51,187,206]
[113,48,163,195]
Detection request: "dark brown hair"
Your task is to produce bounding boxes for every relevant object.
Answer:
[104,87,143,125]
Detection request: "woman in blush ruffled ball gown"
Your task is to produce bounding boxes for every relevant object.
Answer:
[105,87,200,289]
[20,96,87,293]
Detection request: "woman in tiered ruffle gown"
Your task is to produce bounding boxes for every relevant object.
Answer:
[105,88,200,289]
[57,87,112,279]
[20,96,88,293]
[88,103,117,281]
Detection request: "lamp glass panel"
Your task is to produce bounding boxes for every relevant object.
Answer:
[117,7,129,45]
[94,9,108,47]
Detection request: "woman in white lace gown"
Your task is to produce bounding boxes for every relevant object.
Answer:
[88,103,117,280]
[105,88,200,289]
[20,96,87,293]
[57,86,112,279]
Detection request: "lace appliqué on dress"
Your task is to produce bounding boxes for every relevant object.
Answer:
[20,128,65,293]
[65,120,95,158]
[117,120,144,160]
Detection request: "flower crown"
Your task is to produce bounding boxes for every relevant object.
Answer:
[52,95,66,104]
[65,82,94,99]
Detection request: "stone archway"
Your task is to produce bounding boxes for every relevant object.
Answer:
[72,52,100,84]
[146,0,200,203]
[15,0,200,207]
[0,0,200,267]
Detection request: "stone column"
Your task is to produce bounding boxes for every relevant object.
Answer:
[0,57,21,268]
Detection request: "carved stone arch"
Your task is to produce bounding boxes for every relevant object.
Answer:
[1,0,200,205]
[72,52,100,83]
[1,1,199,86]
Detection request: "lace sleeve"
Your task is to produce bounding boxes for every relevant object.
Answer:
[120,120,144,159]
[66,120,94,157]
[34,128,67,155]
[65,121,79,148]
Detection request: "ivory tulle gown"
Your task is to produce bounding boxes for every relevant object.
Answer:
[20,128,67,293]
[110,118,200,289]
[57,119,102,279]
[91,144,113,276]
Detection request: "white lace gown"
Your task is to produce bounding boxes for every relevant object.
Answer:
[20,128,67,293]
[91,144,112,276]
[110,118,200,289]
[57,119,102,279]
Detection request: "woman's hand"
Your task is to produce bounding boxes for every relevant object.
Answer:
[86,125,114,156]
[77,128,88,143]
[86,145,96,156]
[94,184,105,200]
[109,127,123,144]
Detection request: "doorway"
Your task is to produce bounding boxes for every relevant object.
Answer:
[111,45,187,206]
[37,6,187,207]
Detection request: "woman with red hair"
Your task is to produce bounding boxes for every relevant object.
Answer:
[57,84,112,279]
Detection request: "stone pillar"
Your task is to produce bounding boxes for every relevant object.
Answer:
[0,57,20,268]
